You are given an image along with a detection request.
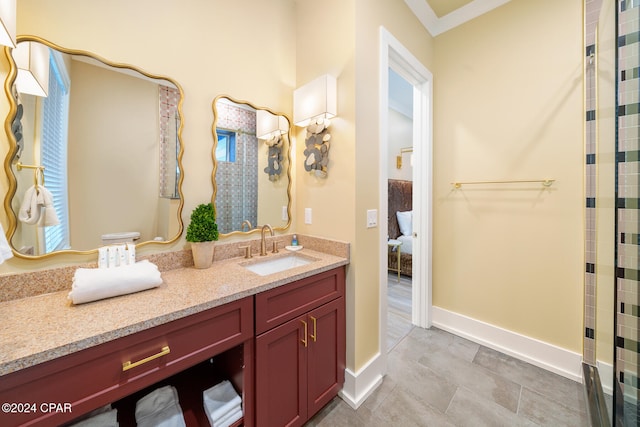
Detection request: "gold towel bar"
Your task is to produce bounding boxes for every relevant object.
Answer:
[452,179,555,189]
[122,346,171,372]
[15,162,45,171]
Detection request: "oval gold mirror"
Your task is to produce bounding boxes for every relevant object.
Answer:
[211,95,291,236]
[3,36,185,258]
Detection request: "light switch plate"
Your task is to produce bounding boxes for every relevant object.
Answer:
[366,209,378,228]
[282,206,288,221]
[305,208,312,224]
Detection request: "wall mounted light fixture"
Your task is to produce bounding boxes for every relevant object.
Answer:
[256,109,288,140]
[13,41,50,97]
[256,110,287,181]
[396,147,413,169]
[0,0,16,48]
[293,74,337,178]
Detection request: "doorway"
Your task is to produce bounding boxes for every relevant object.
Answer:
[378,27,433,362]
[386,68,414,351]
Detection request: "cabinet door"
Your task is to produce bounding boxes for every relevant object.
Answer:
[307,297,345,418]
[256,315,308,427]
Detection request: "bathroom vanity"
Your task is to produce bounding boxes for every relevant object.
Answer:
[0,242,348,427]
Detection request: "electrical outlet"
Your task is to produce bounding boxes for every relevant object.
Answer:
[367,209,378,228]
[305,208,312,224]
[282,206,288,221]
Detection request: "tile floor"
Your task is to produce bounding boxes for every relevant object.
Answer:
[304,274,590,426]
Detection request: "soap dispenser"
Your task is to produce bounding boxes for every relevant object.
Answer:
[292,234,298,246]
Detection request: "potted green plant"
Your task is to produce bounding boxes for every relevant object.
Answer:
[186,203,219,269]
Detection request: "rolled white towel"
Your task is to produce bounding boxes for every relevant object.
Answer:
[210,405,242,427]
[69,407,118,427]
[203,380,242,424]
[135,385,186,427]
[68,260,162,305]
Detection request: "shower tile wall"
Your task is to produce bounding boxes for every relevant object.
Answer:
[215,102,258,234]
[616,0,640,416]
[584,0,603,366]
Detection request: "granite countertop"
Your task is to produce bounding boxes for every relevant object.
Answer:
[0,247,348,377]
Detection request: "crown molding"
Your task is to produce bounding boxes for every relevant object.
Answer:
[405,0,512,37]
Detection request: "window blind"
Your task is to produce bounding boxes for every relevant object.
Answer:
[41,53,70,253]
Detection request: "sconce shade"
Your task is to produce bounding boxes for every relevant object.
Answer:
[14,41,50,97]
[256,110,288,140]
[293,74,336,127]
[0,0,15,48]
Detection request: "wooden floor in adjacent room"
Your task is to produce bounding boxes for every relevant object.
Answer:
[386,272,413,352]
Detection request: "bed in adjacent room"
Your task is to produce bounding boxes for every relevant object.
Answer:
[388,179,412,277]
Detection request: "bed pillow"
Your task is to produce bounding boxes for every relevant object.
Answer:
[396,210,412,236]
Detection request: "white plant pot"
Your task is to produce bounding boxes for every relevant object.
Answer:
[191,241,215,269]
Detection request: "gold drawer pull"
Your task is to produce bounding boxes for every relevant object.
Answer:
[310,316,317,342]
[122,346,171,372]
[301,320,308,347]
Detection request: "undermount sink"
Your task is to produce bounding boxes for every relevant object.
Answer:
[241,254,317,276]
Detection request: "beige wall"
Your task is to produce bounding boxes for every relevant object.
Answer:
[433,0,584,352]
[388,108,413,182]
[67,60,160,249]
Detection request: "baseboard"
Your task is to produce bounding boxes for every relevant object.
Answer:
[596,360,613,395]
[339,351,384,409]
[432,306,583,383]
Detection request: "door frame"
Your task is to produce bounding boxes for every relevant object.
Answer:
[378,26,433,361]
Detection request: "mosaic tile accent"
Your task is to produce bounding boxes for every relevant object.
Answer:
[615,0,640,421]
[159,85,180,198]
[584,0,603,366]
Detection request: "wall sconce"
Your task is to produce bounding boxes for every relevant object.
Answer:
[293,74,337,178]
[13,41,50,97]
[256,110,287,181]
[396,147,413,169]
[0,0,16,48]
[256,109,288,140]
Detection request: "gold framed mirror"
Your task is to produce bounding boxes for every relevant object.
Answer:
[3,36,185,259]
[211,95,291,237]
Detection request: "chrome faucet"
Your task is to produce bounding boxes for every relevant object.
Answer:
[240,220,253,232]
[260,224,274,256]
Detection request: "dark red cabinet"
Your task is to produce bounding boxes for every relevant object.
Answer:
[0,266,345,427]
[255,268,345,427]
[0,297,254,427]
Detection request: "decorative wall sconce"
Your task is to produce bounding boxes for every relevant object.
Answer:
[13,41,50,97]
[256,110,287,181]
[0,0,16,48]
[293,74,337,178]
[396,147,413,169]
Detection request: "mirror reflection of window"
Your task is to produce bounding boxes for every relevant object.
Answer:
[216,130,236,163]
[41,51,71,253]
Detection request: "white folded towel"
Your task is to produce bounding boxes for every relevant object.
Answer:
[68,260,163,305]
[135,385,186,427]
[210,405,242,427]
[0,222,13,264]
[203,380,243,426]
[69,407,119,426]
[18,185,59,226]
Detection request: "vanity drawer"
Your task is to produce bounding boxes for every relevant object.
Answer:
[0,297,253,427]
[255,267,345,334]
